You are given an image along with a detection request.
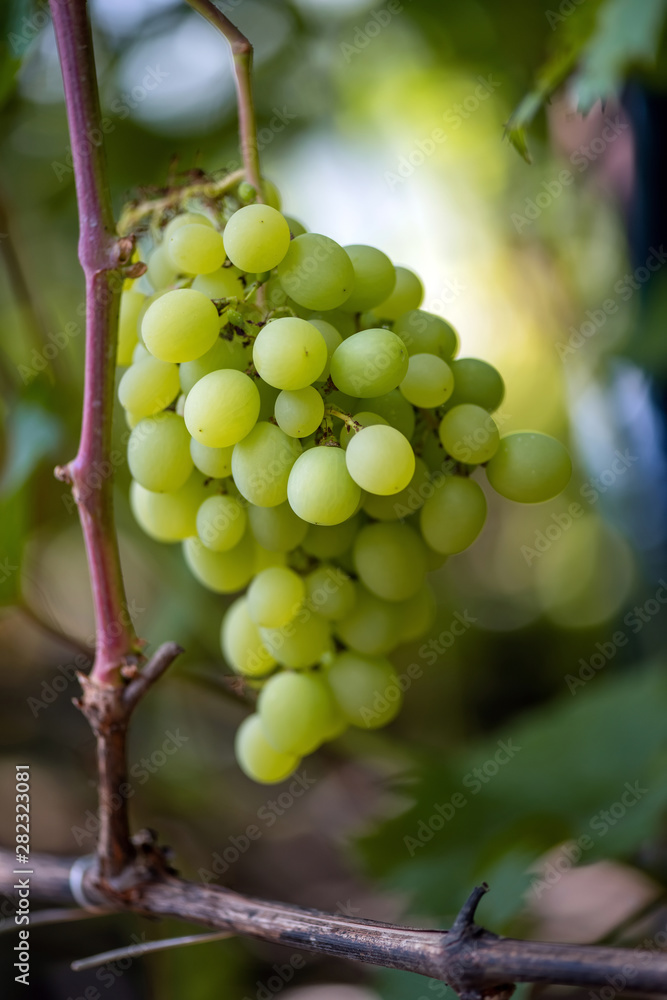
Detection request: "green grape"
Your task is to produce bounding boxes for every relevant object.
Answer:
[118,356,179,419]
[235,714,300,784]
[132,342,150,364]
[190,440,232,479]
[142,288,220,363]
[326,652,402,728]
[221,597,278,677]
[263,275,300,313]
[339,411,388,450]
[325,390,360,418]
[393,310,458,360]
[309,319,342,381]
[446,358,505,411]
[301,515,361,558]
[255,378,281,422]
[237,181,256,204]
[358,310,380,330]
[253,317,327,390]
[259,612,332,670]
[223,204,291,272]
[425,546,448,571]
[399,354,454,408]
[284,216,307,237]
[247,566,306,628]
[184,369,260,447]
[262,178,281,209]
[364,389,416,439]
[421,431,449,472]
[420,475,487,554]
[252,541,287,573]
[363,456,430,520]
[439,404,500,464]
[145,245,178,291]
[396,582,437,642]
[485,432,571,503]
[342,245,395,312]
[345,424,415,495]
[167,223,225,275]
[258,670,338,754]
[190,439,234,478]
[183,531,255,593]
[277,234,354,310]
[232,421,302,507]
[275,386,324,438]
[248,500,308,552]
[287,446,361,525]
[117,290,144,366]
[310,308,357,339]
[330,329,408,398]
[164,212,214,240]
[353,522,427,601]
[334,585,402,655]
[196,494,247,551]
[137,288,168,331]
[128,412,192,492]
[192,266,245,300]
[375,266,424,319]
[130,472,214,542]
[305,565,356,621]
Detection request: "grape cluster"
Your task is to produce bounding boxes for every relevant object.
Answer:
[117,183,571,784]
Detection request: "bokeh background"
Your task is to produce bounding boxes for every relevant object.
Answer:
[1,0,667,997]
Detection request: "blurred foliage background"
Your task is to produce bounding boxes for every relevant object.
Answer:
[1,0,667,998]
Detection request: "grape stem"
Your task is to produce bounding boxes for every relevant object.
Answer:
[117,168,245,236]
[325,405,361,430]
[184,0,264,201]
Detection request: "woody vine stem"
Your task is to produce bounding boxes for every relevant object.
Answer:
[7,0,666,992]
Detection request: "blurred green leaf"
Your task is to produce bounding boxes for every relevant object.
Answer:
[359,665,667,929]
[0,398,62,605]
[0,398,62,496]
[574,0,667,111]
[0,0,34,110]
[0,485,25,605]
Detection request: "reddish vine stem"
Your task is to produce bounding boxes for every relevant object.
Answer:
[50,0,138,687]
[184,0,264,199]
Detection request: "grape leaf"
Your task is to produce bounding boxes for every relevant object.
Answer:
[358,665,667,930]
[573,0,667,111]
[0,399,63,605]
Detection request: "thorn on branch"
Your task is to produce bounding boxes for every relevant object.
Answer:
[443,885,515,1000]
[449,883,489,939]
[54,463,73,484]
[123,261,147,280]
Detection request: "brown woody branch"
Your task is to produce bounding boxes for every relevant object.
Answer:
[3,852,667,996]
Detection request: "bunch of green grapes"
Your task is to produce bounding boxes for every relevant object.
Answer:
[116,181,572,785]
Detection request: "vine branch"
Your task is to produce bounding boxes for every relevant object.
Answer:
[50,0,138,687]
[4,853,667,996]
